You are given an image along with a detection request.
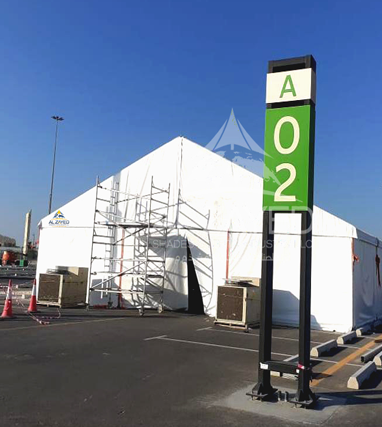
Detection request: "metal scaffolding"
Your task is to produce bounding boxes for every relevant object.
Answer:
[87,177,171,315]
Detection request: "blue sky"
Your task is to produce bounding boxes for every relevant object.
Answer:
[1,0,381,244]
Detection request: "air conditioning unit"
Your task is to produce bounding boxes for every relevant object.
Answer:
[215,284,261,327]
[38,266,88,308]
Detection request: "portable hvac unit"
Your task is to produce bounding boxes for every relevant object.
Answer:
[215,283,261,327]
[38,266,88,308]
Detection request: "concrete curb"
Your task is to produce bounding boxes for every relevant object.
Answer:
[356,324,372,337]
[361,344,382,363]
[337,331,357,345]
[373,351,382,366]
[347,361,376,389]
[310,339,337,357]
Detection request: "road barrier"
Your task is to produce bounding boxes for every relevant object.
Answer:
[347,361,376,390]
[337,331,356,345]
[356,325,372,337]
[361,344,382,363]
[373,351,382,366]
[310,339,337,357]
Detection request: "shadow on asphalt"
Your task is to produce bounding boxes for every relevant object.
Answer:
[327,345,348,357]
[318,386,382,407]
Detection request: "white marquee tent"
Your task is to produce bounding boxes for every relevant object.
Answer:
[36,137,382,332]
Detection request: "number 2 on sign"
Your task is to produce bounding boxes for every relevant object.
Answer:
[273,116,299,202]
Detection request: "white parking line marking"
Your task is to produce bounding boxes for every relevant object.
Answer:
[144,335,168,341]
[148,335,363,368]
[198,327,324,344]
[198,327,366,350]
[310,330,342,336]
[150,336,292,357]
[0,316,129,332]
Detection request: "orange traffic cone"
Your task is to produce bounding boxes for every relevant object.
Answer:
[1,279,14,319]
[28,279,39,313]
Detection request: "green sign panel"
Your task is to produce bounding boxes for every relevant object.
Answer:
[262,105,315,211]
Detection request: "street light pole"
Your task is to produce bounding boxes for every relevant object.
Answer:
[48,116,64,214]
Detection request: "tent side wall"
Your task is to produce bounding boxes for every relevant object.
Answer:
[309,236,353,332]
[36,187,96,293]
[185,228,354,332]
[353,232,382,328]
[230,232,354,332]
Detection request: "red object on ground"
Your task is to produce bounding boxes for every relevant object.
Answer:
[1,280,14,319]
[2,250,17,266]
[28,279,39,313]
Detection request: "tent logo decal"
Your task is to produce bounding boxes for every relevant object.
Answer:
[49,210,70,226]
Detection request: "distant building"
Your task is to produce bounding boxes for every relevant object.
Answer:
[0,234,16,247]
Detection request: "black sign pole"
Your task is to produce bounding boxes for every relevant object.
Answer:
[249,210,276,399]
[292,210,316,405]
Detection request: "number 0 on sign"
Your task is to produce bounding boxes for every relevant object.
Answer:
[263,105,315,211]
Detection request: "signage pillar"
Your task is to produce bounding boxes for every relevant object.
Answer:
[248,55,317,408]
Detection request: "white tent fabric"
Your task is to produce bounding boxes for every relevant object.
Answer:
[353,231,382,327]
[37,137,381,332]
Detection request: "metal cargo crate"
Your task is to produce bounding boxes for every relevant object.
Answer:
[215,284,261,327]
[38,267,88,308]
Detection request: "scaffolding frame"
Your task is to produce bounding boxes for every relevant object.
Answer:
[87,176,171,315]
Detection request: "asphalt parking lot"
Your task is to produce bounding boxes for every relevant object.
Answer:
[1,303,382,427]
